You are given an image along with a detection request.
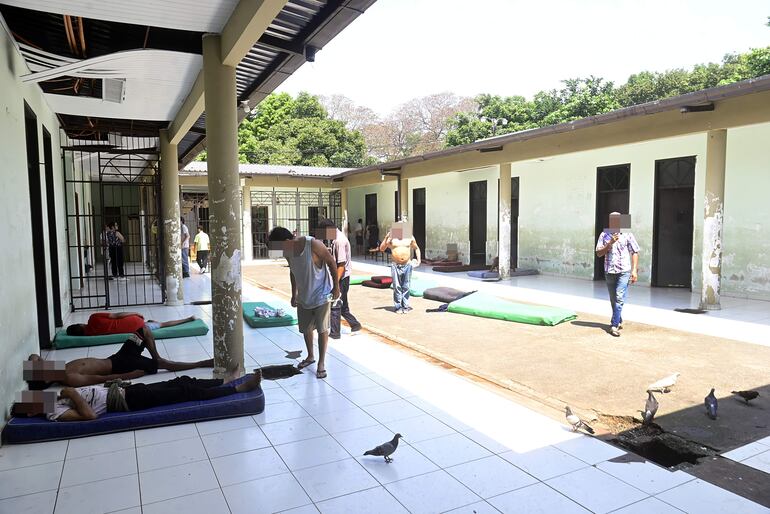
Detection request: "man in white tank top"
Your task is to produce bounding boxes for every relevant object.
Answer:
[269,227,340,379]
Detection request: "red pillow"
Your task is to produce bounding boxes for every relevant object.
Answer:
[362,280,390,289]
[371,276,393,285]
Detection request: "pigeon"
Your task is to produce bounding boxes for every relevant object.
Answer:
[364,433,402,463]
[705,388,718,420]
[565,406,595,434]
[285,350,303,359]
[648,372,681,393]
[732,390,760,405]
[642,391,659,425]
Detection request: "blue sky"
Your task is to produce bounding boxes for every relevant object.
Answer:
[278,0,770,115]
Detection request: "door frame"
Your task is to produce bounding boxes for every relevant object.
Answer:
[42,127,63,326]
[468,180,488,265]
[594,164,631,280]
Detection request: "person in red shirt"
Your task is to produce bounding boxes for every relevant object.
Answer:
[66,312,194,337]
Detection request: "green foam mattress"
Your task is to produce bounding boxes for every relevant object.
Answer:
[53,319,210,349]
[447,292,577,326]
[408,277,438,297]
[243,301,298,328]
[349,275,371,285]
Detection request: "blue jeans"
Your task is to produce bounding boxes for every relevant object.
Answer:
[181,248,190,275]
[391,262,413,311]
[605,272,630,328]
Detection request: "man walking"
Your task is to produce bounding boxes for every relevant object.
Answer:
[319,219,362,339]
[354,218,364,255]
[268,226,340,379]
[181,217,190,278]
[194,225,211,273]
[595,212,639,337]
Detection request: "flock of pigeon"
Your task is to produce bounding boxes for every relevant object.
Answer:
[362,375,762,464]
[565,372,761,433]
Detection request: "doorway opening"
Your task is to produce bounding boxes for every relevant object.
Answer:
[652,157,695,288]
[511,177,520,270]
[413,188,426,253]
[469,180,487,265]
[594,164,630,280]
[42,128,63,327]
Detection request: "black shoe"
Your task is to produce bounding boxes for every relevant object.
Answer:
[329,333,341,340]
[350,325,362,332]
[183,272,190,278]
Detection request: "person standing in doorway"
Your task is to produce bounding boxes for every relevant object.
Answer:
[379,225,421,314]
[319,219,362,339]
[107,222,126,280]
[194,225,211,273]
[595,212,640,337]
[180,217,190,278]
[268,226,340,379]
[354,218,364,255]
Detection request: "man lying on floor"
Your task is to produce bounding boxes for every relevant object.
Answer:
[25,332,213,389]
[13,371,262,421]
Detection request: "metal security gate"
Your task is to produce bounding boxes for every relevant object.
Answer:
[62,133,164,309]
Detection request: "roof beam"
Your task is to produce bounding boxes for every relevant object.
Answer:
[167,0,287,144]
[221,0,287,67]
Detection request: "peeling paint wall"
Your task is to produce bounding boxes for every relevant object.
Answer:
[721,123,770,300]
[0,27,68,425]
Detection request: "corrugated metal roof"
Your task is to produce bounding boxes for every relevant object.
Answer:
[183,161,350,177]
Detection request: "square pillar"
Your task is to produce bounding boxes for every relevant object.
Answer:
[341,187,349,234]
[203,34,243,378]
[242,184,253,261]
[699,129,727,310]
[399,178,408,221]
[159,129,184,305]
[498,162,512,278]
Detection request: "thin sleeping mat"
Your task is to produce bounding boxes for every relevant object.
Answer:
[467,270,500,280]
[433,264,490,273]
[243,301,298,328]
[423,287,474,303]
[53,319,210,349]
[2,375,264,444]
[349,275,371,285]
[447,291,577,326]
[362,280,390,289]
[408,277,438,297]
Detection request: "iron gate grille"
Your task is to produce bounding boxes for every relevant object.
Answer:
[62,132,164,309]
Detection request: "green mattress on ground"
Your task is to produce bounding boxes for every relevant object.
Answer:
[349,275,371,285]
[408,277,438,297]
[243,301,298,328]
[447,292,577,326]
[53,319,210,349]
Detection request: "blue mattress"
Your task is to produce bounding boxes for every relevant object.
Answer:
[467,270,500,280]
[2,375,264,444]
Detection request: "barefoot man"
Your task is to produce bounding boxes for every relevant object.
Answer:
[379,222,421,314]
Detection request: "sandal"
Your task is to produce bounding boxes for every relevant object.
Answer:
[316,369,327,379]
[297,358,316,370]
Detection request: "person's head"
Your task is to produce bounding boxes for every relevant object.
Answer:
[268,226,294,242]
[197,225,204,232]
[23,355,66,390]
[180,217,186,225]
[357,218,362,224]
[66,324,86,336]
[11,390,57,417]
[608,212,631,233]
[317,218,338,241]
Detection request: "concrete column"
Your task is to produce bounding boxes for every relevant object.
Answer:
[341,187,349,233]
[498,162,512,278]
[295,189,301,233]
[270,187,276,233]
[699,129,727,310]
[242,184,253,262]
[399,178,409,221]
[159,129,184,305]
[202,34,243,378]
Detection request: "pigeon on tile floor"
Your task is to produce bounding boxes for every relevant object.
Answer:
[705,388,718,420]
[642,391,659,425]
[732,390,760,405]
[648,372,681,393]
[285,350,302,359]
[565,406,595,434]
[364,433,402,463]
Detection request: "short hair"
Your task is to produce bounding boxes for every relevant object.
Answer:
[318,218,337,229]
[26,380,51,391]
[357,218,362,222]
[66,324,86,336]
[268,226,294,242]
[180,217,185,223]
[197,225,204,231]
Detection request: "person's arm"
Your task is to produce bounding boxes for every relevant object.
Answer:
[630,253,639,283]
[116,231,125,243]
[313,239,340,299]
[378,232,392,252]
[66,370,145,388]
[56,388,97,421]
[411,237,421,266]
[107,312,144,319]
[596,234,618,257]
[289,270,298,307]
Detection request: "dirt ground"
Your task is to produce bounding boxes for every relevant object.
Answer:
[243,263,770,454]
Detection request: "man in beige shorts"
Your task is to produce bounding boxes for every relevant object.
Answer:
[268,226,340,378]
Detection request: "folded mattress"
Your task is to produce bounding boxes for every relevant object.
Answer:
[362,280,390,289]
[2,375,264,444]
[53,319,210,349]
[467,270,500,280]
[433,264,490,273]
[423,287,474,303]
[447,292,577,326]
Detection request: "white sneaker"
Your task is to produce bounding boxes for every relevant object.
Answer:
[610,326,620,337]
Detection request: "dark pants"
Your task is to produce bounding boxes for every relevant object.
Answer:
[123,376,235,411]
[109,246,125,277]
[197,250,210,270]
[605,271,631,328]
[330,276,360,337]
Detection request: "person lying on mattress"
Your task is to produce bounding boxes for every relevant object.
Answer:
[66,312,195,339]
[25,333,214,389]
[12,370,262,422]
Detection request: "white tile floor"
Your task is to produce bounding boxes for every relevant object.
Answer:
[1,269,768,513]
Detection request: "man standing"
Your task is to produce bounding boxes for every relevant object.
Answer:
[194,225,211,273]
[595,212,640,337]
[354,218,364,255]
[319,219,362,339]
[268,226,340,379]
[180,217,191,278]
[106,222,126,280]
[379,224,421,314]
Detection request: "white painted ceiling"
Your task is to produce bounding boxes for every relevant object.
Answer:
[0,0,239,32]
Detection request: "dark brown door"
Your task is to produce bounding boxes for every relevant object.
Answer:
[594,164,630,280]
[413,188,426,253]
[511,177,519,270]
[653,157,695,288]
[469,180,487,265]
[365,193,377,226]
[42,128,63,327]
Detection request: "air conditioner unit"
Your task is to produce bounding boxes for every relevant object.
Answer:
[103,78,126,103]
